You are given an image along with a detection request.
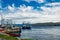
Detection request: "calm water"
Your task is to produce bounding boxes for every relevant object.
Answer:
[20,26,60,40]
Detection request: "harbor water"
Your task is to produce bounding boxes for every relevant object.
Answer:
[20,26,60,40]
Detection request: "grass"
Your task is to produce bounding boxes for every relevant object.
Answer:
[21,38,32,40]
[0,34,18,40]
[0,34,32,40]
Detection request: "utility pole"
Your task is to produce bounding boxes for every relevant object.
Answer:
[0,0,2,25]
[0,0,3,25]
[0,0,2,9]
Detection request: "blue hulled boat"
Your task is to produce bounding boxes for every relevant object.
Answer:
[22,22,31,29]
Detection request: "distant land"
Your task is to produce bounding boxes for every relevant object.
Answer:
[14,22,60,26]
[31,22,60,26]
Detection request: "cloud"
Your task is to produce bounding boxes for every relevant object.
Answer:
[45,2,60,7]
[1,4,41,24]
[0,2,60,24]
[44,2,60,15]
[7,4,15,12]
[7,4,40,18]
[37,0,45,3]
[24,0,45,3]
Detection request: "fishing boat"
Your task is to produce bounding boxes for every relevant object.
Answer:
[22,22,31,29]
[5,27,21,37]
[0,16,21,37]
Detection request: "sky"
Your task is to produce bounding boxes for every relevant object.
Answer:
[0,0,60,24]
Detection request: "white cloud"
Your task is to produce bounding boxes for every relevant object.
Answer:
[37,0,45,3]
[1,4,40,24]
[24,0,45,3]
[45,2,60,7]
[8,4,15,12]
[0,2,60,24]
[44,2,60,15]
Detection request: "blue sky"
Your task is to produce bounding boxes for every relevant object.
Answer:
[1,0,52,9]
[0,0,60,24]
[1,0,60,8]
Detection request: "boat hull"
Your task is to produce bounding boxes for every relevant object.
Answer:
[5,31,21,37]
[0,28,21,37]
[22,27,31,29]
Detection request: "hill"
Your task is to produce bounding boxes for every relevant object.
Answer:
[31,22,60,26]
